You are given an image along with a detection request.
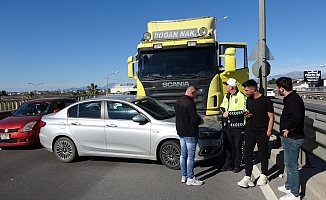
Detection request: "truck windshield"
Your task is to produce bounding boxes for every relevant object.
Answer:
[138,47,216,80]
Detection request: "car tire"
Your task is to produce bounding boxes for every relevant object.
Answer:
[54,137,78,163]
[159,140,180,170]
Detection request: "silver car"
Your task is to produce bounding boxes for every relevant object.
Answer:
[40,95,223,169]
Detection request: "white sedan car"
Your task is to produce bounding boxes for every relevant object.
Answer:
[267,87,276,98]
[40,96,223,169]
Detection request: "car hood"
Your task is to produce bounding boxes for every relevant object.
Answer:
[0,116,41,129]
[161,117,176,124]
[160,116,223,132]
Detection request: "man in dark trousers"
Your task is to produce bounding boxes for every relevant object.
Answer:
[174,85,204,186]
[237,79,274,188]
[220,78,247,173]
[276,77,305,200]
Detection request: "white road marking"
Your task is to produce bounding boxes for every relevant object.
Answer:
[252,165,278,200]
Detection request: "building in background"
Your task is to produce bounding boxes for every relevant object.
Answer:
[110,83,136,94]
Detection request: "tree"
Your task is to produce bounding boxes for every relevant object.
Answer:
[0,90,7,96]
[87,83,98,95]
[268,78,276,84]
[26,92,36,100]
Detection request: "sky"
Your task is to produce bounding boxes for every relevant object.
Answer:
[1,0,326,92]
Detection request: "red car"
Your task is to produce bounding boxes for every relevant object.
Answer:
[0,97,76,147]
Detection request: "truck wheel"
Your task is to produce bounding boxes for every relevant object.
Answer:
[159,140,180,170]
[54,137,78,163]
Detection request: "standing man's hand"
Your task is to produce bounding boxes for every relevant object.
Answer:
[200,118,204,125]
[282,129,289,138]
[223,111,229,118]
[244,110,253,118]
[267,131,272,137]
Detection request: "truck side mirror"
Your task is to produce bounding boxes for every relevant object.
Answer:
[220,47,236,73]
[127,56,134,78]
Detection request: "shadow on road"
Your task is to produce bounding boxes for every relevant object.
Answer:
[0,143,43,150]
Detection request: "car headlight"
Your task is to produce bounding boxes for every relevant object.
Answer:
[22,121,37,132]
[198,130,223,139]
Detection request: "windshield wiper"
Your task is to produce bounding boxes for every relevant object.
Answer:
[172,74,200,78]
[141,75,166,80]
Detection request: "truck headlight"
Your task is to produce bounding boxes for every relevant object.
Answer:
[199,27,208,36]
[143,32,151,41]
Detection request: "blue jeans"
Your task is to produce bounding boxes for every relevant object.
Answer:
[282,137,304,197]
[179,136,198,179]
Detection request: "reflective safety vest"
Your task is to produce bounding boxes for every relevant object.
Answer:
[220,90,247,129]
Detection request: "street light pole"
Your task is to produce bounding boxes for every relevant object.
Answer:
[28,82,43,92]
[106,71,119,95]
[217,16,228,22]
[28,82,43,98]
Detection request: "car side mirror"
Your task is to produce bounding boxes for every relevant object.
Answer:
[132,114,147,122]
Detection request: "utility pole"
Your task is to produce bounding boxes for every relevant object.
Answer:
[258,0,267,96]
[249,0,274,95]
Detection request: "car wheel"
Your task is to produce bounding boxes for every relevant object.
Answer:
[54,137,78,163]
[159,140,180,170]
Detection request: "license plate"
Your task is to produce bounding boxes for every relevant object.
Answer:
[0,134,10,140]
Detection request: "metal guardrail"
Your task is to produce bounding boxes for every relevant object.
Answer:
[296,91,326,101]
[0,95,97,112]
[296,87,326,101]
[0,100,26,111]
[273,101,326,162]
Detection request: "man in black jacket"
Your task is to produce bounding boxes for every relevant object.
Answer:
[175,85,204,186]
[276,77,305,200]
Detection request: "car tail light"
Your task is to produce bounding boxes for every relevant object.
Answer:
[40,121,46,127]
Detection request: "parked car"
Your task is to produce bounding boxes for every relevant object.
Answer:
[267,87,276,98]
[40,96,223,169]
[122,91,137,95]
[0,98,76,147]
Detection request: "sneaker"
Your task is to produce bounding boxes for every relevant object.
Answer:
[220,165,232,172]
[181,176,187,183]
[256,174,268,186]
[186,177,203,186]
[237,176,255,188]
[279,193,300,200]
[232,166,242,173]
[278,185,291,194]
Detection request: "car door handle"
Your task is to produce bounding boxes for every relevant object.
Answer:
[106,124,117,127]
[71,122,81,126]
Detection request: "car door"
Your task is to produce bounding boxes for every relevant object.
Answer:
[67,101,106,152]
[105,101,151,156]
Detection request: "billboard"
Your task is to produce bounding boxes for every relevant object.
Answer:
[304,71,321,82]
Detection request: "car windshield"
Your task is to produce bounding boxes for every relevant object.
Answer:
[12,101,51,116]
[132,97,175,120]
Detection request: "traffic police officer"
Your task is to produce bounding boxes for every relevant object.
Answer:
[220,78,247,173]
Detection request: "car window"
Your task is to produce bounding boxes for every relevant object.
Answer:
[13,101,51,116]
[132,97,175,120]
[107,102,139,120]
[68,101,102,119]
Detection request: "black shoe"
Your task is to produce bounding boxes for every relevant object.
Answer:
[233,166,242,173]
[221,165,232,172]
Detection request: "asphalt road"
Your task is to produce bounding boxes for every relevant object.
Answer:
[0,144,292,200]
